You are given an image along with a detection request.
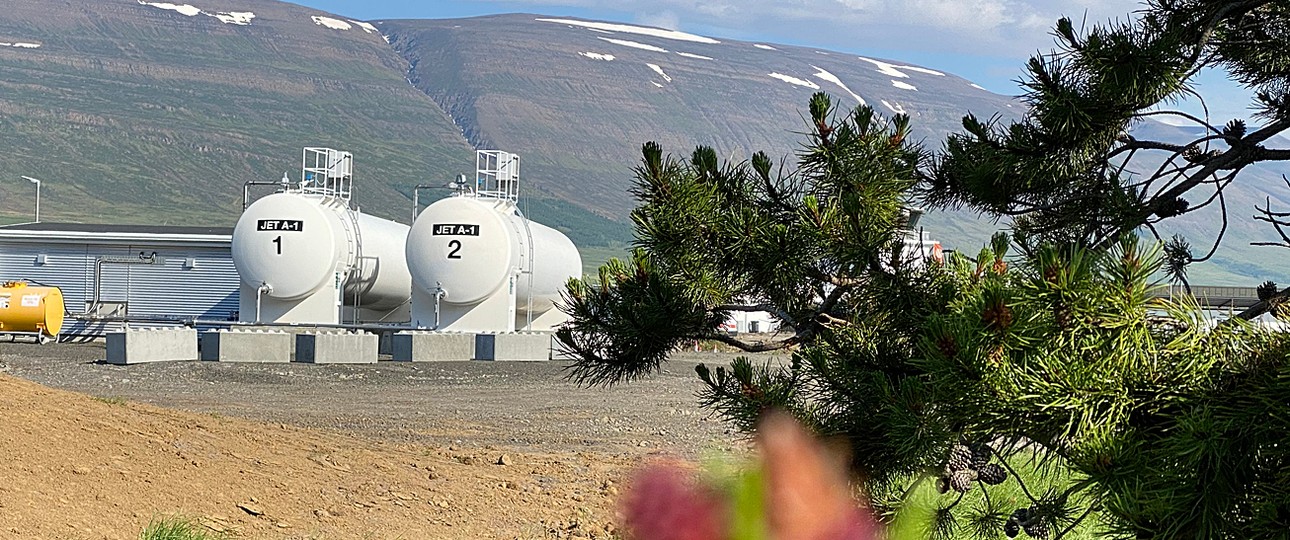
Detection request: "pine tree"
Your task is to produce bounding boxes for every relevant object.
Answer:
[924,0,1290,315]
[557,1,1290,537]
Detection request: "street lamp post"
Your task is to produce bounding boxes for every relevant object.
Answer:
[20,176,40,223]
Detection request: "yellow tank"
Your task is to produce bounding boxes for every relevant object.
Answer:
[0,281,64,338]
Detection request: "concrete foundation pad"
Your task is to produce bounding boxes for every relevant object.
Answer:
[105,327,198,365]
[296,331,378,364]
[200,330,292,362]
[474,332,553,361]
[391,331,475,362]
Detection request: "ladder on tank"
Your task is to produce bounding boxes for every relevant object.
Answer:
[338,206,365,324]
[298,147,365,323]
[465,150,538,328]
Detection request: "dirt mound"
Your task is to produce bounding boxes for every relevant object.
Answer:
[0,374,638,539]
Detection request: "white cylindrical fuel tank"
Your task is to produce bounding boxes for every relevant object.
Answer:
[406,196,581,318]
[232,192,411,311]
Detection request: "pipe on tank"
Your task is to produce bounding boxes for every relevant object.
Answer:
[254,282,272,323]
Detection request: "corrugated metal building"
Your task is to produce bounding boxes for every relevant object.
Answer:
[0,223,238,337]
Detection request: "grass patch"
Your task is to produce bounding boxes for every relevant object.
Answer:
[139,516,225,540]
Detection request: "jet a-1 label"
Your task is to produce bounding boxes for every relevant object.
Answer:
[433,223,481,236]
[257,219,304,232]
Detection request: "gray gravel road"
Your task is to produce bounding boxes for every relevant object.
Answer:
[0,341,766,457]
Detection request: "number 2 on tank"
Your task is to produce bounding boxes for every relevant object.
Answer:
[272,235,282,255]
[447,239,462,259]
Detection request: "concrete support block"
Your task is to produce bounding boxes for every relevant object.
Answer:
[391,331,475,362]
[199,330,292,362]
[296,331,378,364]
[105,327,198,365]
[474,332,552,361]
[549,334,577,361]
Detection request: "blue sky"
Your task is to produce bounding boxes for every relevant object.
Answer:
[295,0,1255,123]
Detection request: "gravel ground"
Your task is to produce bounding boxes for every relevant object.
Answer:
[0,340,765,457]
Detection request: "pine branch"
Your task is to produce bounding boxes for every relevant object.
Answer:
[707,331,801,353]
[1054,503,1098,540]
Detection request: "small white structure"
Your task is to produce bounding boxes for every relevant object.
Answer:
[405,151,581,332]
[232,148,412,324]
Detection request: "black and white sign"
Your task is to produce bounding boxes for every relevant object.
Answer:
[433,223,481,236]
[258,219,304,232]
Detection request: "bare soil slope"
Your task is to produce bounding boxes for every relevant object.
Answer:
[0,341,749,539]
[0,374,639,539]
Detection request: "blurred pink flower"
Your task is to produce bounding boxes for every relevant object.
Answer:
[622,411,877,540]
[622,462,728,540]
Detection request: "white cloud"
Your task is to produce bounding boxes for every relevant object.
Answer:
[636,10,680,31]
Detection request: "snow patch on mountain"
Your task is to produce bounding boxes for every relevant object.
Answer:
[579,52,616,61]
[769,73,820,89]
[647,63,672,82]
[856,57,944,79]
[904,66,945,76]
[812,66,865,105]
[753,44,777,51]
[212,12,254,25]
[892,80,918,91]
[536,18,720,44]
[652,82,664,88]
[312,16,352,30]
[881,100,907,114]
[351,21,379,33]
[138,1,200,16]
[676,52,713,60]
[970,83,987,91]
[137,2,253,25]
[598,37,668,53]
[0,42,41,48]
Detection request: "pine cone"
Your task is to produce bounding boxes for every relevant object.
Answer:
[1182,145,1204,163]
[1224,119,1247,139]
[1023,519,1051,539]
[936,335,959,359]
[1258,281,1279,302]
[1054,305,1073,329]
[1004,519,1021,538]
[987,345,1007,367]
[978,463,1007,485]
[948,469,977,492]
[947,444,975,471]
[1042,264,1060,284]
[969,442,992,468]
[1005,508,1029,539]
[1154,197,1190,218]
[983,303,1014,331]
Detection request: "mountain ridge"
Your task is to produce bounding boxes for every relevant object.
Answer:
[0,2,1283,283]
